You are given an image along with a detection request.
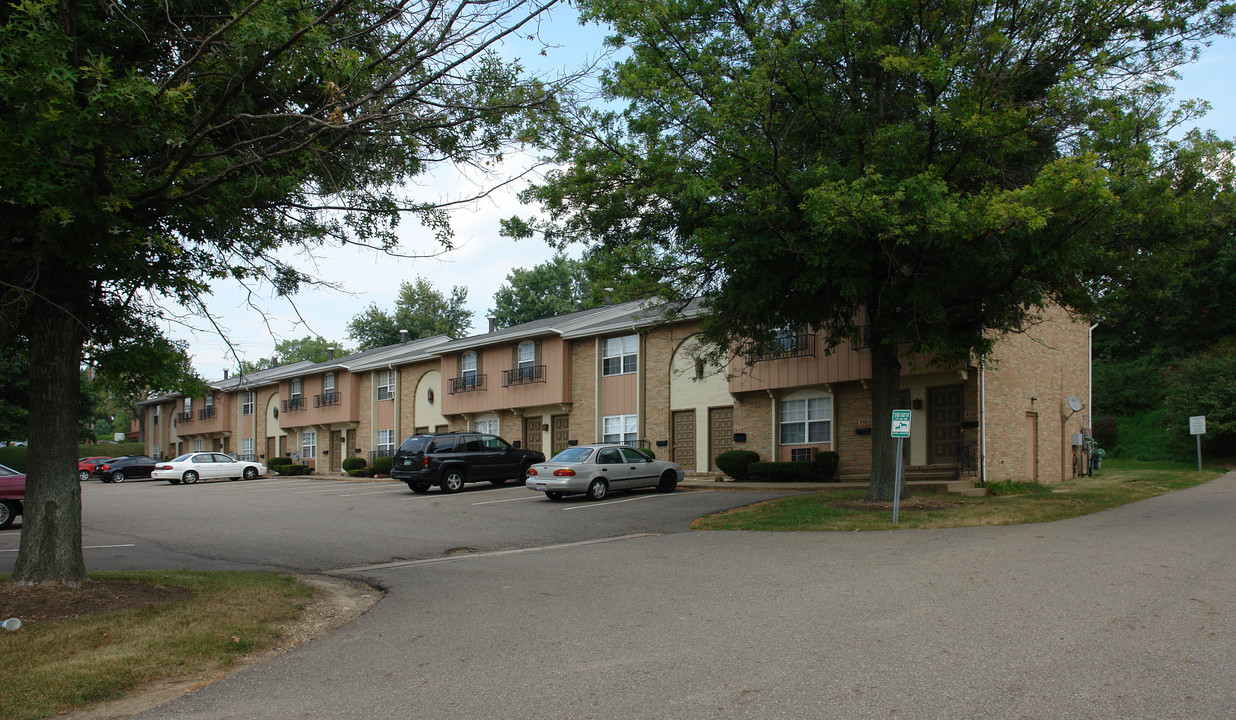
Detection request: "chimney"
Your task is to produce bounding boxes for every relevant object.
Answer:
[487,315,497,333]
[327,347,335,361]
[399,329,408,344]
[271,356,278,367]
[603,287,615,305]
[223,369,229,379]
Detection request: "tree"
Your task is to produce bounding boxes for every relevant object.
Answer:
[491,255,591,327]
[348,277,474,349]
[513,0,1234,500]
[239,336,350,374]
[1,0,560,585]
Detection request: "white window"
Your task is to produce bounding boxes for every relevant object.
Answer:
[602,335,638,376]
[241,437,255,461]
[461,352,478,389]
[192,437,202,452]
[377,429,395,456]
[602,414,638,444]
[184,397,193,413]
[324,372,336,392]
[290,379,302,399]
[474,417,499,436]
[376,370,394,400]
[517,340,535,380]
[153,408,160,425]
[302,429,317,459]
[241,392,254,415]
[779,395,831,445]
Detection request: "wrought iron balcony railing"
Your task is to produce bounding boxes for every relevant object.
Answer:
[197,406,216,421]
[282,397,305,413]
[748,333,817,363]
[502,365,546,387]
[314,391,341,408]
[449,374,486,394]
[174,411,192,424]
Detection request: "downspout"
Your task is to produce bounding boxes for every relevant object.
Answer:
[767,389,777,460]
[1088,322,1099,427]
[980,366,987,485]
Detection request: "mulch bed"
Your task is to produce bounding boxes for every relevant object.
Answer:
[0,581,193,624]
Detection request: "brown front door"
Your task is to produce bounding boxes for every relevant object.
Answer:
[708,406,733,471]
[672,410,696,471]
[551,414,570,457]
[330,431,342,472]
[928,385,964,464]
[523,416,543,454]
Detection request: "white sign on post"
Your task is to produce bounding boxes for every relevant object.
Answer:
[1190,416,1207,436]
[891,409,912,438]
[891,409,911,524]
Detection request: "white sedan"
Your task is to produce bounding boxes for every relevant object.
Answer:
[525,444,682,500]
[153,453,268,485]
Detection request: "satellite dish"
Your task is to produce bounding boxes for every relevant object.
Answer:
[1068,396,1083,412]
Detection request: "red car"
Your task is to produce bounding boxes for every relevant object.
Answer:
[78,456,113,483]
[0,463,24,530]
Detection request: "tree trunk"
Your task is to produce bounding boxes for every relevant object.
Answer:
[12,292,88,587]
[865,333,906,503]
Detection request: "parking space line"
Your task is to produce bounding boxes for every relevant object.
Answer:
[338,488,414,497]
[471,495,543,506]
[1,543,135,554]
[331,532,659,573]
[561,490,706,511]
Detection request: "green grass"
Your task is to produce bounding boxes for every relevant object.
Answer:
[0,442,145,474]
[0,571,313,720]
[691,459,1225,532]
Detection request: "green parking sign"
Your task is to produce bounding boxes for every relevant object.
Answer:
[891,409,911,438]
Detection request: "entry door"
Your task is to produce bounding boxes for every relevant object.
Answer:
[329,431,342,472]
[671,411,696,471]
[708,407,733,471]
[523,416,543,454]
[928,385,963,464]
[551,414,570,457]
[1025,412,1039,482]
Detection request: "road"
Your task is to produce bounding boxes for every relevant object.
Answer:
[4,473,1236,719]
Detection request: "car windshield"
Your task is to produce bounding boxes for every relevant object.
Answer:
[0,464,18,477]
[548,447,594,463]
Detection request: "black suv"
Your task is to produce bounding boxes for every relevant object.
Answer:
[390,432,545,494]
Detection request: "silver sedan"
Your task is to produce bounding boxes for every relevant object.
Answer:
[525,444,682,501]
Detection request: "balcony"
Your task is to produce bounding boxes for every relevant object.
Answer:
[748,333,817,363]
[174,411,192,424]
[449,374,487,394]
[502,365,546,387]
[314,391,342,408]
[197,406,216,421]
[282,397,306,413]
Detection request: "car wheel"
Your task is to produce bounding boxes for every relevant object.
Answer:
[0,500,16,530]
[242,466,259,481]
[78,469,90,483]
[409,482,431,494]
[657,471,678,493]
[110,471,126,483]
[489,478,507,486]
[440,469,466,493]
[545,491,564,501]
[182,470,198,485]
[586,478,608,501]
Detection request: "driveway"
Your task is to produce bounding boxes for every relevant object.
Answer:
[8,473,1236,719]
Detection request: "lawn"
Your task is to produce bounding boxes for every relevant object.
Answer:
[691,459,1227,532]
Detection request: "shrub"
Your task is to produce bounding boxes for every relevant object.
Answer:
[275,464,309,476]
[715,450,761,480]
[268,457,292,470]
[347,467,376,478]
[813,451,840,481]
[1092,417,1118,450]
[747,461,818,482]
[341,457,367,472]
[371,456,395,476]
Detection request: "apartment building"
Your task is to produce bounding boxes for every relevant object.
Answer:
[139,299,1092,484]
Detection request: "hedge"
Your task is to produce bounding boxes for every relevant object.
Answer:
[347,467,376,478]
[747,460,819,482]
[371,456,394,476]
[715,450,761,480]
[268,457,292,469]
[275,464,309,476]
[341,457,367,472]
[814,451,840,481]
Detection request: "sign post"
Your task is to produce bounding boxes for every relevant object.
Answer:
[1189,415,1207,471]
[891,410,912,524]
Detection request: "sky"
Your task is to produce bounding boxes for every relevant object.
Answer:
[166,16,1236,381]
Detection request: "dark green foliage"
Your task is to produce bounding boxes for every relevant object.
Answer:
[371,456,395,476]
[814,451,840,481]
[267,457,292,470]
[1163,342,1236,456]
[275,465,310,476]
[348,278,472,350]
[1092,417,1119,450]
[1093,357,1166,415]
[748,461,819,482]
[715,450,761,480]
[341,457,367,472]
[347,467,377,478]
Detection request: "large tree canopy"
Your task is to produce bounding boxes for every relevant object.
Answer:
[348,277,473,348]
[514,0,1234,500]
[1,0,561,585]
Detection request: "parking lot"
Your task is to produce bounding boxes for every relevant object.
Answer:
[0,474,790,574]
